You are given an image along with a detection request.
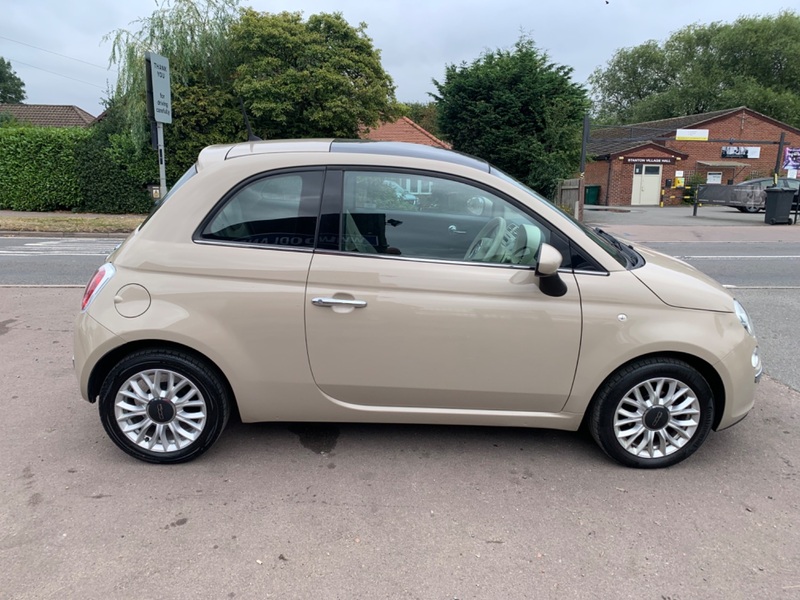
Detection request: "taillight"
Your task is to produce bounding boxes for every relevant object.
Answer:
[81,264,115,311]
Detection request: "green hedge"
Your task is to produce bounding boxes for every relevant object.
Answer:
[0,127,87,211]
[0,126,154,213]
[74,130,154,214]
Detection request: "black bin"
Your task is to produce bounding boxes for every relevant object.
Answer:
[764,187,794,225]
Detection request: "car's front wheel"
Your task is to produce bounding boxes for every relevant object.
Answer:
[589,358,715,468]
[98,349,231,463]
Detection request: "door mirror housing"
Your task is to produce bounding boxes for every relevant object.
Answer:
[535,243,567,297]
[535,243,562,277]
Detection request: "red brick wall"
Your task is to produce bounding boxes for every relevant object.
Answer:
[666,111,797,183]
[584,160,609,204]
[586,109,799,207]
[586,147,685,207]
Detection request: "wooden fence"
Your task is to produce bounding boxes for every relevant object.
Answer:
[553,178,584,220]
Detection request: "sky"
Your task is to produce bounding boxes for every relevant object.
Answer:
[1,0,796,117]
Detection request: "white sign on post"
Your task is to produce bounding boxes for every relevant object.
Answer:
[145,51,171,199]
[146,51,172,124]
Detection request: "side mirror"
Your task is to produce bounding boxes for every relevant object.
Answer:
[535,243,567,297]
[535,243,562,276]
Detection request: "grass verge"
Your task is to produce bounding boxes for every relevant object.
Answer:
[0,214,145,234]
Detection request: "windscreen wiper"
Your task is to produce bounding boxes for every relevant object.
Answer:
[594,227,627,251]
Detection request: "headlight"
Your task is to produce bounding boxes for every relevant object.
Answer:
[733,299,755,336]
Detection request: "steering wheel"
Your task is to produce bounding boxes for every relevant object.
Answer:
[464,217,507,262]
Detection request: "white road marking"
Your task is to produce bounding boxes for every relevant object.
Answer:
[679,255,800,259]
[0,284,84,288]
[723,285,800,290]
[0,239,119,256]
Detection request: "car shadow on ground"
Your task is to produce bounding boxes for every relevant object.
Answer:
[204,417,741,471]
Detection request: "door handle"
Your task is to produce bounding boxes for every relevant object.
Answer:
[448,225,466,234]
[311,297,368,308]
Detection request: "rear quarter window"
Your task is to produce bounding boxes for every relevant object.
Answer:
[198,170,324,248]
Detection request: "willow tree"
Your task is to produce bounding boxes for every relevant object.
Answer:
[105,0,243,160]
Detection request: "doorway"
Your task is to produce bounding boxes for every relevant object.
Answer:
[631,164,662,205]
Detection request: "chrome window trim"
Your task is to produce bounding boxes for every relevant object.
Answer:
[193,239,315,253]
[313,248,608,274]
[571,268,611,276]
[314,249,524,269]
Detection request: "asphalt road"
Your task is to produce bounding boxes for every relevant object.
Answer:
[0,237,120,286]
[647,241,800,287]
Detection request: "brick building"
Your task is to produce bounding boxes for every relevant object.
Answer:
[585,107,800,206]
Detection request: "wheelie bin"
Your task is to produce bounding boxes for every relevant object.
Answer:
[764,187,794,225]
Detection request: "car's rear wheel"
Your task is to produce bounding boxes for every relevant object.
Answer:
[98,349,231,464]
[737,205,761,213]
[589,358,714,468]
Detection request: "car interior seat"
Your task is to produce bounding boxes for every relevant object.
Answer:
[510,224,542,266]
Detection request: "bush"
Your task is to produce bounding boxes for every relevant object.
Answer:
[0,127,87,211]
[0,125,155,214]
[73,128,154,214]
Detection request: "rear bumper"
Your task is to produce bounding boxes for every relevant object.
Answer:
[73,311,124,402]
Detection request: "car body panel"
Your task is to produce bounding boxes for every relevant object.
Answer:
[629,244,735,312]
[305,252,582,413]
[562,269,756,419]
[76,243,318,422]
[726,177,800,211]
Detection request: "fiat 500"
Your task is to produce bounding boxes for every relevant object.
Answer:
[74,140,761,468]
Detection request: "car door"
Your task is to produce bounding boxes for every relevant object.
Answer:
[304,169,582,414]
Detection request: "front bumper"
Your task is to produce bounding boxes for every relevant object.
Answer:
[715,337,761,430]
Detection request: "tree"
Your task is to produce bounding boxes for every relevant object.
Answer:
[163,81,242,178]
[587,41,673,124]
[590,11,800,126]
[106,2,400,180]
[401,101,440,138]
[231,10,400,138]
[434,37,589,198]
[106,0,243,151]
[0,57,26,103]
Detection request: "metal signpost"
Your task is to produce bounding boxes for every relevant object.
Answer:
[145,51,172,200]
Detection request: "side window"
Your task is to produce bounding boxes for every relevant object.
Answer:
[200,171,323,247]
[342,171,570,267]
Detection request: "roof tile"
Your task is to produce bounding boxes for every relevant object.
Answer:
[361,117,451,149]
[0,104,96,127]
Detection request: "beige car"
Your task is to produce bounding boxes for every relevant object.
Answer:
[74,140,762,468]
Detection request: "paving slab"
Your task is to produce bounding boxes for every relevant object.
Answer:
[585,205,800,243]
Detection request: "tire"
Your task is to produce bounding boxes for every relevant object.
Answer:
[737,205,760,214]
[589,358,714,468]
[98,349,231,464]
